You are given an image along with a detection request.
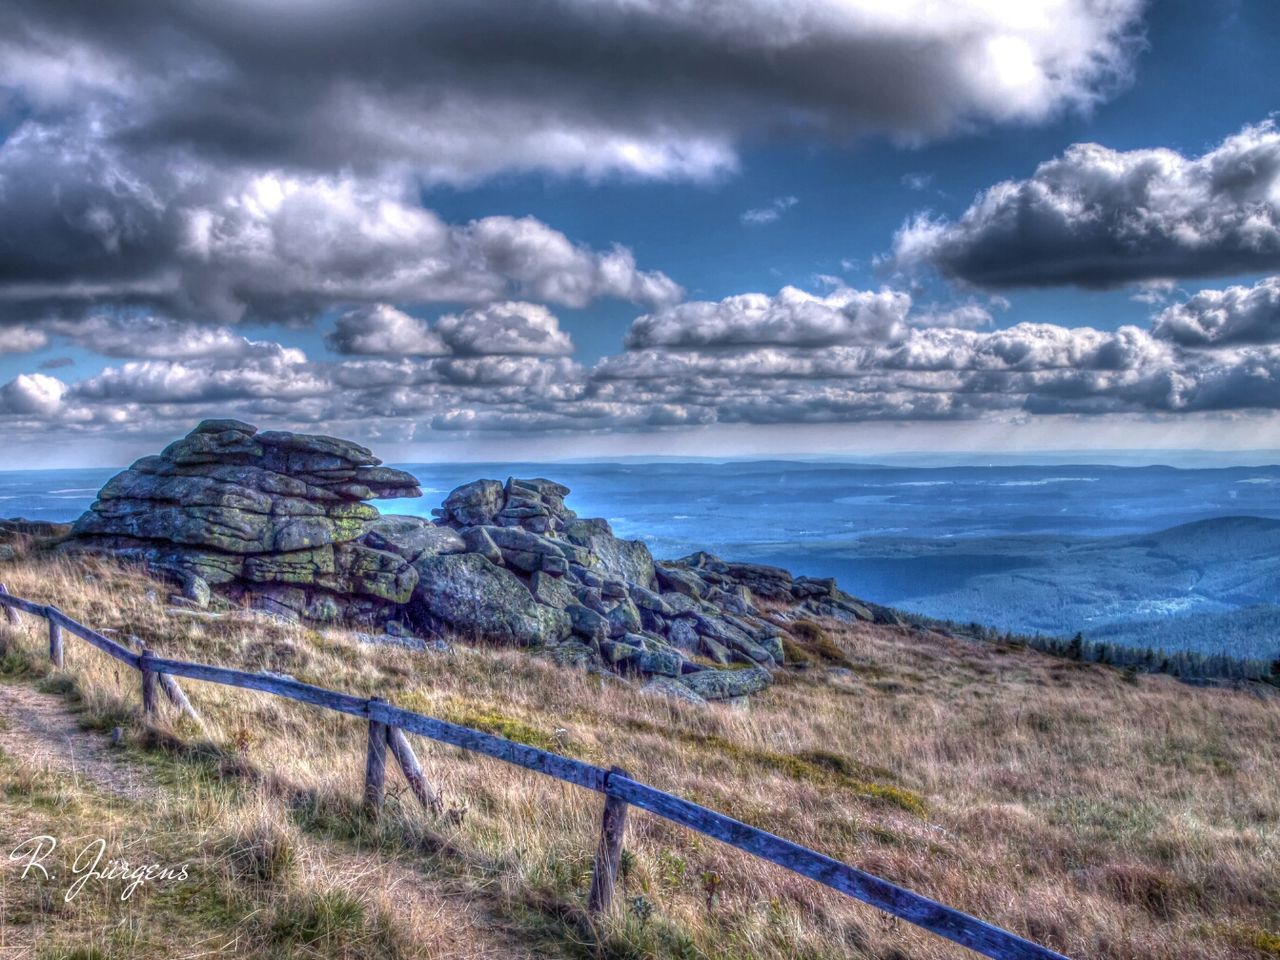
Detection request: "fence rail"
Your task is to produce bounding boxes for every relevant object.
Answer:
[0,583,1071,960]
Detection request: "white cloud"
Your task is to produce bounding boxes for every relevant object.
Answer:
[626,286,912,349]
[0,373,67,417]
[741,196,799,226]
[1152,277,1280,346]
[0,326,49,354]
[326,305,448,358]
[435,302,574,357]
[51,315,274,360]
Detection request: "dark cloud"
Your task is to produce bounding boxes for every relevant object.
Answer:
[3,0,1144,184]
[893,121,1280,289]
[0,122,682,327]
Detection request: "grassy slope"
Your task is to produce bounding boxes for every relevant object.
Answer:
[1,551,1278,960]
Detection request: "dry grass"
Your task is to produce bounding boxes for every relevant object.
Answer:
[2,550,1279,959]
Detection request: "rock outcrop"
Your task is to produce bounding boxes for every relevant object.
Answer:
[63,421,882,701]
[64,419,425,622]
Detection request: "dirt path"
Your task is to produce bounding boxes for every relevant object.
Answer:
[0,680,546,960]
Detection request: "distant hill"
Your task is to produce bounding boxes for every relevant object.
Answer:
[807,515,1280,660]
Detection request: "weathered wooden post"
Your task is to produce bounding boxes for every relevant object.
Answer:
[47,609,64,668]
[0,584,19,625]
[140,646,158,716]
[587,766,631,917]
[365,698,388,818]
[387,726,444,815]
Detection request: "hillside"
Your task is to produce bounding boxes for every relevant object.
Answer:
[1,548,1278,960]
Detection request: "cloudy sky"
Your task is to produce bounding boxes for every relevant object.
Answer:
[2,0,1280,465]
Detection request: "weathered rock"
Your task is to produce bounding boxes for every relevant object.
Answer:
[363,515,466,562]
[566,603,610,643]
[180,573,211,608]
[336,543,418,604]
[563,518,656,588]
[679,667,772,700]
[605,598,643,638]
[244,546,336,584]
[530,571,576,609]
[193,418,257,436]
[411,553,570,646]
[635,646,683,677]
[655,563,708,599]
[442,480,505,526]
[643,676,707,706]
[459,525,503,564]
[667,617,701,652]
[628,584,673,615]
[257,430,379,466]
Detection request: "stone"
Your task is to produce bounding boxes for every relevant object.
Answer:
[699,634,732,665]
[658,591,702,615]
[180,573,211,608]
[655,564,709,599]
[193,418,257,436]
[460,525,503,564]
[540,553,569,577]
[628,584,673,615]
[635,646,683,677]
[679,667,772,701]
[568,604,611,642]
[667,617,701,652]
[363,515,466,562]
[599,639,639,664]
[605,598,643,637]
[335,543,419,604]
[563,518,656,588]
[411,553,570,646]
[257,430,379,466]
[244,546,336,584]
[530,571,577,609]
[161,430,264,465]
[566,603,610,642]
[442,479,505,526]
[642,676,707,706]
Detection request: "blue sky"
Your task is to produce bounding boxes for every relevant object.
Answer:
[1,0,1279,464]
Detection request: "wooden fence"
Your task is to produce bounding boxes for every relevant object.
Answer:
[0,584,1071,960]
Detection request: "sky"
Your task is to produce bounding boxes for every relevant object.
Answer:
[2,0,1280,466]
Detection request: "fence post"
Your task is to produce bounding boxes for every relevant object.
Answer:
[0,584,19,625]
[47,609,64,668]
[387,725,444,816]
[588,766,631,917]
[365,698,388,818]
[140,646,158,716]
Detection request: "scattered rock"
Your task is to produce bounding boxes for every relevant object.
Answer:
[679,667,773,701]
[642,676,707,706]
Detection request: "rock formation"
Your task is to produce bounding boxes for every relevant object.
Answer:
[63,421,882,701]
[65,419,425,622]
